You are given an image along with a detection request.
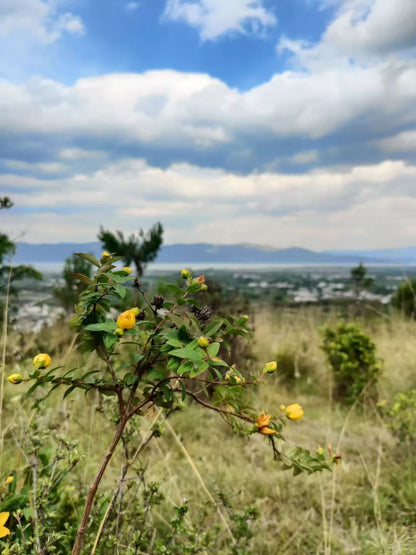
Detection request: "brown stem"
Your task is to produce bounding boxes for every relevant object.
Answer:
[71,414,129,555]
[178,388,255,424]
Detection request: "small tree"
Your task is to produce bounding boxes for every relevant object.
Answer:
[0,198,42,316]
[350,262,374,300]
[54,255,93,311]
[391,278,416,318]
[98,222,163,277]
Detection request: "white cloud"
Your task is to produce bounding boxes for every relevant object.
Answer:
[164,0,276,41]
[0,0,85,43]
[279,0,416,70]
[2,157,416,248]
[377,130,416,152]
[0,64,415,152]
[125,1,139,11]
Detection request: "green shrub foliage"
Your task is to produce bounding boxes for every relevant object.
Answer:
[321,322,381,404]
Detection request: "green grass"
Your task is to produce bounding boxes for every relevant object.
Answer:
[2,306,416,553]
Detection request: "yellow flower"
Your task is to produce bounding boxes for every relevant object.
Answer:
[7,374,24,384]
[33,353,51,370]
[181,268,191,279]
[256,411,276,435]
[197,336,209,349]
[5,476,13,485]
[225,371,243,383]
[265,361,277,373]
[0,512,10,538]
[116,310,136,330]
[122,267,132,274]
[286,403,304,421]
[102,251,110,257]
[279,404,286,411]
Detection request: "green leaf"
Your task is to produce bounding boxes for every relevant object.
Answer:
[177,361,194,376]
[63,385,77,399]
[204,319,224,337]
[165,284,185,297]
[190,360,209,378]
[74,252,101,267]
[25,380,44,399]
[85,321,117,332]
[207,342,220,357]
[167,357,181,371]
[68,272,94,286]
[168,347,205,362]
[104,333,118,350]
[114,284,127,298]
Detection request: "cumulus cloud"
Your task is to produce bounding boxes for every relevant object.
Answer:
[0,0,85,43]
[279,0,416,70]
[2,157,416,248]
[163,0,276,41]
[0,63,415,169]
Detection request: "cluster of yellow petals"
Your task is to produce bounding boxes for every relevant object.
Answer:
[0,512,10,538]
[285,403,304,421]
[256,410,276,435]
[116,309,137,330]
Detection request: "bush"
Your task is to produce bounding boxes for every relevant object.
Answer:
[391,278,416,318]
[321,322,381,404]
[388,390,416,443]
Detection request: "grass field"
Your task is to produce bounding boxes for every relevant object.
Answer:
[1,304,416,554]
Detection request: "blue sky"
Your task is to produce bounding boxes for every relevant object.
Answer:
[1,0,416,248]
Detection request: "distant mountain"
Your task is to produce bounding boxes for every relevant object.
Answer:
[13,241,409,265]
[324,248,416,264]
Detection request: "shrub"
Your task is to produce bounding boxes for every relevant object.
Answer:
[321,322,381,404]
[5,253,335,553]
[388,390,416,443]
[391,278,416,318]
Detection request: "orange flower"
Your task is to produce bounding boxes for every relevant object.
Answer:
[195,275,205,284]
[257,410,272,428]
[259,426,276,435]
[256,411,276,434]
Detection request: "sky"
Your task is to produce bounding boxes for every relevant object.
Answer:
[0,0,416,249]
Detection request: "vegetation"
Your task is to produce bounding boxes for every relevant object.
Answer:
[3,254,416,553]
[0,198,42,314]
[54,255,93,311]
[391,277,416,318]
[321,322,381,404]
[98,222,163,277]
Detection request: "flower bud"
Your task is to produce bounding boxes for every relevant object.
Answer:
[264,361,277,373]
[316,445,324,456]
[153,295,164,309]
[7,373,24,384]
[33,353,51,369]
[114,327,124,337]
[200,284,208,291]
[5,476,13,485]
[100,251,111,263]
[197,336,209,349]
[181,268,191,279]
[122,266,132,275]
[242,314,249,321]
[131,307,140,316]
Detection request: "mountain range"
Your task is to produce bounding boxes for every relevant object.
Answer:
[12,242,416,265]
